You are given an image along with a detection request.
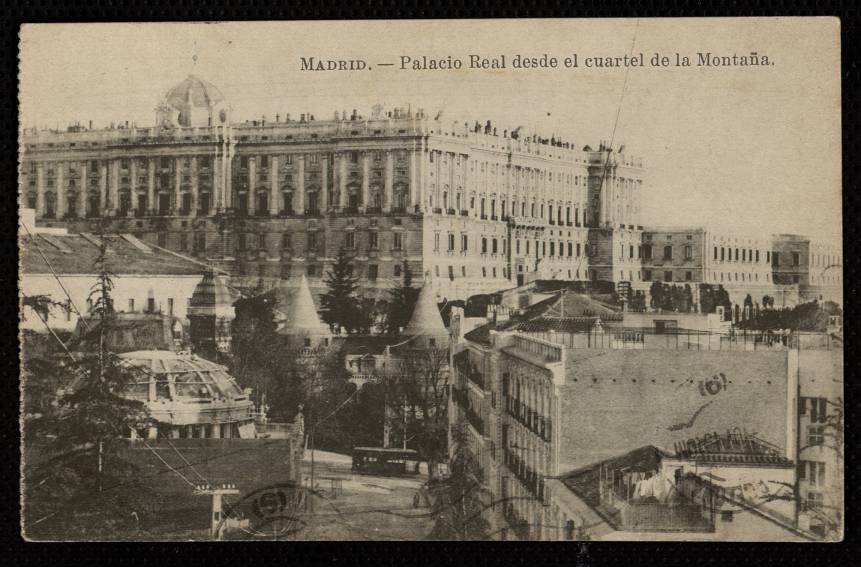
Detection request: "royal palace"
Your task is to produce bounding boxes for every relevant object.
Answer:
[19,74,840,308]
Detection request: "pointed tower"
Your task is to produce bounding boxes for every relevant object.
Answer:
[278,275,333,350]
[403,285,449,349]
[187,268,236,361]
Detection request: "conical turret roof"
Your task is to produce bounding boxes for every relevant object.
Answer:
[279,275,331,336]
[403,285,447,337]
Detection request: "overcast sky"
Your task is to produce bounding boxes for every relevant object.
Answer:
[19,19,842,241]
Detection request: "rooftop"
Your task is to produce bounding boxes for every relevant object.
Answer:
[464,291,618,346]
[21,232,207,277]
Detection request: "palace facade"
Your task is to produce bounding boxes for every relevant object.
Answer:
[19,75,643,301]
[20,74,840,307]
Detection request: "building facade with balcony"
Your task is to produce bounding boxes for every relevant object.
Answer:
[448,299,840,540]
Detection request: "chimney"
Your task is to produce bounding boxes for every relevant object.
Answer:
[300,113,306,122]
[286,113,291,122]
[88,120,93,129]
[275,113,280,122]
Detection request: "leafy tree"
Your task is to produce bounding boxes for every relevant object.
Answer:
[383,347,450,480]
[320,249,365,333]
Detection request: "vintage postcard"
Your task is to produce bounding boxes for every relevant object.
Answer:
[18,18,842,541]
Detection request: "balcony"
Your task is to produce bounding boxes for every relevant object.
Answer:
[366,206,382,214]
[506,396,552,443]
[432,207,442,214]
[460,210,470,216]
[504,449,546,503]
[304,208,321,217]
[455,354,485,390]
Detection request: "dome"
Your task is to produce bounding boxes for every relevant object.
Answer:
[165,74,225,110]
[188,269,236,319]
[118,350,253,426]
[162,74,229,127]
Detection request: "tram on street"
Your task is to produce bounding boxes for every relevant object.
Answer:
[351,446,421,476]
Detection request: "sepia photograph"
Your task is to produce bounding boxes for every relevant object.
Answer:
[18,18,843,542]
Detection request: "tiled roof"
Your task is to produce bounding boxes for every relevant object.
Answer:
[462,291,615,346]
[21,233,206,276]
[515,317,598,334]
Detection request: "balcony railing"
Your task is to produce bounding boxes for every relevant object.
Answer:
[504,449,546,503]
[506,396,552,442]
[455,356,486,390]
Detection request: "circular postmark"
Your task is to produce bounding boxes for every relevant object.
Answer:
[219,481,307,539]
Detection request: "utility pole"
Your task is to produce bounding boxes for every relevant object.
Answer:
[194,483,240,540]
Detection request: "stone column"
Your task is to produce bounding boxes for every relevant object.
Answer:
[224,143,234,210]
[124,161,132,213]
[213,155,222,211]
[269,155,279,215]
[99,161,110,215]
[76,161,90,217]
[320,154,328,211]
[190,156,199,214]
[146,159,155,215]
[56,164,66,218]
[361,153,370,210]
[296,155,306,213]
[35,163,45,216]
[384,151,394,213]
[248,157,256,215]
[338,153,348,209]
[174,157,182,214]
[410,148,418,212]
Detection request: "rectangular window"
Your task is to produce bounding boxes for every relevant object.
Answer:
[393,264,402,277]
[663,246,673,260]
[167,298,174,316]
[368,264,378,280]
[664,271,673,282]
[685,271,693,281]
[684,245,692,260]
[461,234,468,252]
[807,461,826,487]
[792,251,801,266]
[128,299,135,312]
[307,264,317,277]
[307,232,317,250]
[643,270,652,281]
[642,245,652,260]
[345,232,355,249]
[369,232,378,249]
[448,233,455,251]
[393,233,403,250]
[714,246,718,260]
[808,425,825,447]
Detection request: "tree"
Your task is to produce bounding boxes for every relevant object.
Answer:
[320,249,366,333]
[385,260,419,335]
[426,418,491,540]
[383,347,450,480]
[22,235,153,539]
